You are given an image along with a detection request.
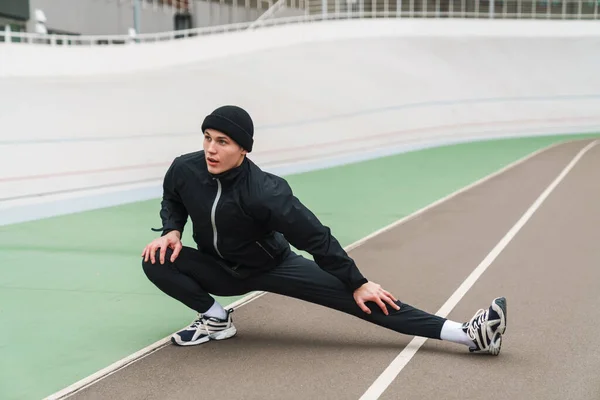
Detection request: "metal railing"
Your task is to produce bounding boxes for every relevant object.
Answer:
[1,0,597,46]
[306,0,599,18]
[249,0,291,28]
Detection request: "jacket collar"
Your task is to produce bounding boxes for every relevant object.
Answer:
[208,156,249,185]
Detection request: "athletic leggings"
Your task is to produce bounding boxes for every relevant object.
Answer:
[142,246,446,339]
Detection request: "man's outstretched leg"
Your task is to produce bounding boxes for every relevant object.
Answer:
[142,247,249,346]
[248,252,507,355]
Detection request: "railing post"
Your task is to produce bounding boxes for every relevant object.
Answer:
[4,25,11,44]
[134,0,142,34]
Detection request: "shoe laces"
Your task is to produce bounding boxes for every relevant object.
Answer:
[188,309,233,332]
[189,314,202,329]
[185,314,214,338]
[188,314,205,330]
[465,308,488,341]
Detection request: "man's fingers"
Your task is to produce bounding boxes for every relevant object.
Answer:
[159,245,167,264]
[144,245,154,262]
[150,244,158,264]
[375,298,388,316]
[382,291,400,309]
[356,298,371,314]
[171,242,182,262]
[383,294,401,310]
[384,290,398,303]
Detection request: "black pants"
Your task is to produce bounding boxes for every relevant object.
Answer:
[142,247,446,339]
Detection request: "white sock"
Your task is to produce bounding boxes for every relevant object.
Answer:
[440,320,475,348]
[203,300,227,320]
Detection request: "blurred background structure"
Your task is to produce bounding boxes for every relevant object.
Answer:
[1,0,598,45]
[0,0,304,42]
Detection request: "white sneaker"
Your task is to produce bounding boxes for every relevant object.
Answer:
[171,308,237,346]
[462,297,507,355]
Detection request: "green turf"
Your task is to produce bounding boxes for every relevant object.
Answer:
[0,133,597,399]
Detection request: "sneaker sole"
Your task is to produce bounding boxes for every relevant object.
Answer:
[171,325,238,347]
[492,297,507,335]
[489,331,502,356]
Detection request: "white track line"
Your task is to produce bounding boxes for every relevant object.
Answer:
[45,139,577,400]
[45,292,266,400]
[359,139,599,400]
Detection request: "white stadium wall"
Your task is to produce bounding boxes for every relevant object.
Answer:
[1,19,600,224]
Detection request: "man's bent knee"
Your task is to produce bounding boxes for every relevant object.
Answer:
[142,247,175,270]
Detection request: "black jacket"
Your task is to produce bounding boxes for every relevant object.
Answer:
[156,150,368,292]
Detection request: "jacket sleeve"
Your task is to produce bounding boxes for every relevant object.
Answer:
[157,158,188,236]
[250,176,368,292]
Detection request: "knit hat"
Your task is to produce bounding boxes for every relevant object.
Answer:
[201,105,254,152]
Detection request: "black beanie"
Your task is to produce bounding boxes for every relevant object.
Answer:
[201,105,254,152]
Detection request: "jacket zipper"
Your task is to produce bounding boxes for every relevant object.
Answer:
[255,241,274,259]
[211,179,224,258]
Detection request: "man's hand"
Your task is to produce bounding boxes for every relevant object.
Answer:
[142,231,182,264]
[353,281,400,316]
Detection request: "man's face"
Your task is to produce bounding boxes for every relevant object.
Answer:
[203,129,247,175]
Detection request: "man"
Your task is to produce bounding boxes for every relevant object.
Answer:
[141,105,507,355]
